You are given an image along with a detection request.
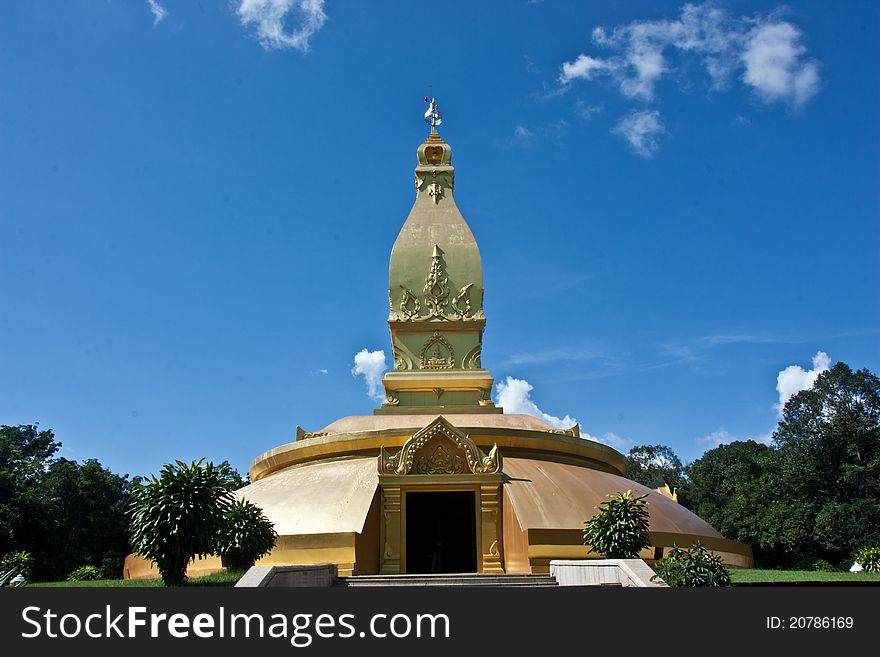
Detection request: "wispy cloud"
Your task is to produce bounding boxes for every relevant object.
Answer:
[612,109,665,157]
[594,431,631,451]
[511,123,535,147]
[146,0,167,27]
[508,120,570,148]
[659,332,797,364]
[698,428,737,447]
[775,350,830,415]
[554,2,820,155]
[524,55,542,74]
[558,2,820,108]
[573,100,603,121]
[504,344,611,367]
[697,427,773,448]
[351,348,387,403]
[236,0,327,51]
[494,376,576,430]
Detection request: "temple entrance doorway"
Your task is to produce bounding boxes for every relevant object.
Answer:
[404,491,477,573]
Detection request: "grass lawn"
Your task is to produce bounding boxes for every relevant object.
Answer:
[731,569,880,584]
[27,570,244,587]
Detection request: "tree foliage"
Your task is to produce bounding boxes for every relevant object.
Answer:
[682,440,813,566]
[683,361,880,567]
[217,499,277,571]
[216,460,249,491]
[625,444,684,491]
[773,362,880,557]
[652,544,732,587]
[0,425,60,555]
[0,425,135,580]
[128,460,233,586]
[583,490,651,558]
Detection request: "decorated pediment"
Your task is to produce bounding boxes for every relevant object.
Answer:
[379,416,501,475]
[420,332,454,369]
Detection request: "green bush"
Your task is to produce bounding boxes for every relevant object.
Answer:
[67,565,103,581]
[652,543,732,587]
[0,551,34,586]
[98,554,123,580]
[583,490,651,559]
[794,556,837,572]
[128,460,233,586]
[854,547,880,573]
[217,499,278,571]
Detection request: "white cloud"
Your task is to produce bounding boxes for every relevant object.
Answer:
[775,350,831,415]
[559,54,610,84]
[351,348,387,403]
[742,22,820,108]
[612,109,665,157]
[494,377,577,430]
[558,2,820,107]
[698,428,737,447]
[236,0,327,51]
[147,0,167,26]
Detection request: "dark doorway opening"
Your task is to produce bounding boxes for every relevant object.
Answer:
[405,491,477,574]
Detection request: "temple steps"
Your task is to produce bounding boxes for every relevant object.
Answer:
[338,573,595,587]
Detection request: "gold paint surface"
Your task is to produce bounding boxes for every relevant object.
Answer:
[249,414,626,481]
[237,457,378,535]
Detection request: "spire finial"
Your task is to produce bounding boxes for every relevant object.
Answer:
[424,96,443,129]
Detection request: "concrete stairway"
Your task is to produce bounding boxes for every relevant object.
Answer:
[336,573,565,588]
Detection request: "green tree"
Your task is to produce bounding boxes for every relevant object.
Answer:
[583,490,651,558]
[625,444,685,491]
[129,460,233,586]
[0,425,60,555]
[683,440,812,567]
[216,460,249,491]
[34,458,134,580]
[217,499,277,571]
[773,362,880,559]
[0,425,138,581]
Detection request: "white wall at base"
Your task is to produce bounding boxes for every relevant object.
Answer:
[549,559,667,587]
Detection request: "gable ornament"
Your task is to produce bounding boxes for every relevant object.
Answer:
[379,416,502,475]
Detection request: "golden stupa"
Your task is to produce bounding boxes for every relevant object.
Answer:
[125,100,752,580]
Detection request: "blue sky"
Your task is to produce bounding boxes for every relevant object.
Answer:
[1,0,877,478]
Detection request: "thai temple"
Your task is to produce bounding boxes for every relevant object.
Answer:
[126,100,753,579]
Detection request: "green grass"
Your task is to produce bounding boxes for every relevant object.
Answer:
[27,570,244,588]
[731,569,880,584]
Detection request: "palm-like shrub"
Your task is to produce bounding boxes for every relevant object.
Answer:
[583,490,651,558]
[217,499,278,571]
[0,551,34,586]
[128,460,232,586]
[67,565,103,581]
[652,543,732,586]
[854,546,880,572]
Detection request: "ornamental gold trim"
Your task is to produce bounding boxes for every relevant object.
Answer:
[379,416,502,475]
